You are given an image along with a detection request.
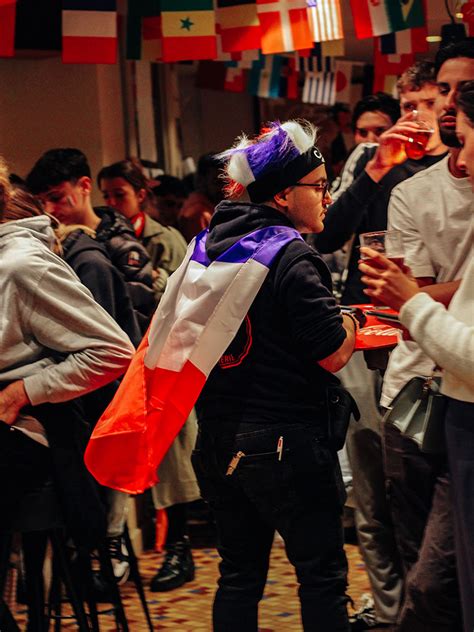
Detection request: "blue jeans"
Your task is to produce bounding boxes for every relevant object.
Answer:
[192,420,350,632]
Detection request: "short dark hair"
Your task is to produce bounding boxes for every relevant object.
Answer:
[397,61,437,93]
[435,37,474,75]
[151,175,187,198]
[97,159,149,193]
[457,80,474,127]
[352,92,401,132]
[26,148,91,194]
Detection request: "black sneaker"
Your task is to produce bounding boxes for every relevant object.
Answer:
[150,537,195,592]
[350,593,392,631]
[106,535,130,585]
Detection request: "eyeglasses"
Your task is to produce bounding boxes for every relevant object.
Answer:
[292,181,330,196]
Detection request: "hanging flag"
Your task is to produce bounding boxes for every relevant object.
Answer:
[126,0,161,61]
[462,1,474,36]
[334,60,353,104]
[307,0,344,42]
[373,74,398,96]
[216,0,262,52]
[321,38,345,57]
[85,226,302,494]
[231,48,260,68]
[280,55,298,99]
[302,70,336,105]
[256,0,312,54]
[248,53,283,97]
[215,23,232,60]
[62,0,118,64]
[379,25,428,55]
[224,65,246,91]
[374,43,415,76]
[0,0,16,57]
[350,0,425,39]
[297,43,334,73]
[161,0,217,62]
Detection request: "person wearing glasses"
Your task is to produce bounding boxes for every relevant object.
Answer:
[192,120,358,631]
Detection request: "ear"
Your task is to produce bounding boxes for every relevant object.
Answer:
[78,176,92,195]
[137,188,147,206]
[273,187,291,208]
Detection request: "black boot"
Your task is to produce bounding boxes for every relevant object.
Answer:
[150,537,195,592]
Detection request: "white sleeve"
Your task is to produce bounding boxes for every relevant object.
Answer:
[388,184,435,279]
[330,143,376,201]
[399,292,474,386]
[20,258,135,405]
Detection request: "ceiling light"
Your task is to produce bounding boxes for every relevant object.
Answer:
[426,35,442,42]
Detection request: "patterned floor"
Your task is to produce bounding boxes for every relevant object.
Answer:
[10,538,371,631]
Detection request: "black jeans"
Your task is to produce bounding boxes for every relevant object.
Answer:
[192,420,350,632]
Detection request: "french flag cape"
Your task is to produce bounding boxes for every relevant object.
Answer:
[84,225,302,494]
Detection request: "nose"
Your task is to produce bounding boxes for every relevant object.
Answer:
[456,147,466,172]
[446,88,457,112]
[366,131,378,143]
[324,189,332,205]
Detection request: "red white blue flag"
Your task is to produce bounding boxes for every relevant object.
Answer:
[62,0,117,64]
[85,225,302,494]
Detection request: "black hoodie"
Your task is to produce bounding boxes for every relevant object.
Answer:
[197,201,346,425]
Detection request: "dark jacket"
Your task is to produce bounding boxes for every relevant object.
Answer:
[316,147,447,303]
[197,201,345,425]
[94,206,156,329]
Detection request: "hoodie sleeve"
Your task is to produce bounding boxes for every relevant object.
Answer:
[17,254,135,406]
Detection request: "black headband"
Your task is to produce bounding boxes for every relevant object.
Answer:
[246,146,325,203]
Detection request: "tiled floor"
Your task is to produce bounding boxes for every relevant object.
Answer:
[10,539,371,630]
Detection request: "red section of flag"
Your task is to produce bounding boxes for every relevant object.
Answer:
[221,24,261,52]
[374,44,415,76]
[224,66,245,92]
[257,2,312,54]
[162,35,217,62]
[349,0,372,39]
[0,1,15,57]
[62,36,117,64]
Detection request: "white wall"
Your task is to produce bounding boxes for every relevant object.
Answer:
[0,56,125,204]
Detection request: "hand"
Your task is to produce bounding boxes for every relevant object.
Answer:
[365,113,421,179]
[358,247,420,312]
[0,381,30,425]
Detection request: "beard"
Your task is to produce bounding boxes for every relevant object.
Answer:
[438,112,462,148]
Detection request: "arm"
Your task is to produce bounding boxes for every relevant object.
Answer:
[419,280,462,307]
[318,315,357,373]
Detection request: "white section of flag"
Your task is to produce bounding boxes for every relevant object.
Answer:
[307,0,343,42]
[367,1,390,37]
[62,10,117,38]
[302,71,336,105]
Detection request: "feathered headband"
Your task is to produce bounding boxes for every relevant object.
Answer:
[218,120,325,203]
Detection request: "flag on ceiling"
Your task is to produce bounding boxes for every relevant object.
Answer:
[62,0,118,64]
[256,0,313,54]
[350,0,425,39]
[215,23,232,60]
[334,60,353,104]
[161,0,217,62]
[224,64,246,91]
[302,70,336,105]
[297,43,333,73]
[379,25,428,55]
[216,0,262,52]
[462,1,474,36]
[248,53,283,97]
[373,74,398,95]
[374,43,415,76]
[231,48,260,68]
[280,55,298,99]
[0,0,16,57]
[307,0,344,42]
[126,0,161,61]
[85,226,302,494]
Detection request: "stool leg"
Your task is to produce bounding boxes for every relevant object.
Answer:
[77,549,100,632]
[123,527,154,632]
[98,545,129,631]
[50,530,91,632]
[0,533,12,593]
[0,596,20,632]
[22,532,48,632]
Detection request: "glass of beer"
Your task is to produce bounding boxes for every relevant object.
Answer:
[405,117,434,160]
[359,230,404,268]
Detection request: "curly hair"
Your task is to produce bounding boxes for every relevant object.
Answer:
[397,61,437,94]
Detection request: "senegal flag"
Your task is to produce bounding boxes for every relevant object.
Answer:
[161,0,217,62]
[350,0,425,39]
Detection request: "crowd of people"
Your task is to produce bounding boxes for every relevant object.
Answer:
[0,37,472,632]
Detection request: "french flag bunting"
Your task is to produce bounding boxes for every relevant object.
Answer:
[379,25,428,55]
[307,0,343,43]
[0,0,16,58]
[62,0,117,64]
[85,226,302,494]
[257,0,313,54]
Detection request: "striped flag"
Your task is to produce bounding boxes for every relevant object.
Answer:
[307,0,344,42]
[62,0,118,64]
[379,26,428,55]
[85,226,302,494]
[256,0,312,54]
[216,0,262,52]
[161,0,217,62]
[302,70,336,105]
[0,0,16,57]
[126,0,161,61]
[350,0,425,39]
[248,53,283,97]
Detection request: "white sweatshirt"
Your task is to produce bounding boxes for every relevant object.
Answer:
[399,256,474,403]
[0,216,135,405]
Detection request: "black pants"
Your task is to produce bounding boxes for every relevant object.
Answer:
[192,420,349,632]
[383,423,462,631]
[445,398,474,632]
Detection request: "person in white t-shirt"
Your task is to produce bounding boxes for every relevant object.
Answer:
[379,40,474,632]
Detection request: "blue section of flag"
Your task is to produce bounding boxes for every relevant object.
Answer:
[380,33,396,55]
[191,226,302,267]
[63,0,116,10]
